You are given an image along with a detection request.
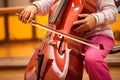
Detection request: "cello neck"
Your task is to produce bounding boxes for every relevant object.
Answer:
[49,0,69,28]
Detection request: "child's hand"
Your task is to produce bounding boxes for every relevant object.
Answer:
[19,4,38,23]
[73,14,96,34]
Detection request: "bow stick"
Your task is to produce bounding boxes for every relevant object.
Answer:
[16,13,104,50]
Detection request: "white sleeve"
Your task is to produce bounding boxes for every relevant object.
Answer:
[92,0,118,26]
[33,0,55,15]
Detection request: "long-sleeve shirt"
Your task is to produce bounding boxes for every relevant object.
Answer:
[33,0,118,38]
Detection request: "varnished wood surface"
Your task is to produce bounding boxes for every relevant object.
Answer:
[0,6,24,14]
[0,41,120,80]
[0,41,120,67]
[0,66,120,80]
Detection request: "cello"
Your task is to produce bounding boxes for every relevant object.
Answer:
[22,0,100,80]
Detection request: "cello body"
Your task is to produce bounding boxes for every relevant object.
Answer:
[24,0,97,80]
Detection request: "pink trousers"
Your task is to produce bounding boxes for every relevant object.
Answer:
[80,34,114,80]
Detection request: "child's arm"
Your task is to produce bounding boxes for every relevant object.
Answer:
[19,0,54,23]
[92,0,118,26]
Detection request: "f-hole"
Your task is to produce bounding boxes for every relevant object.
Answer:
[58,36,65,55]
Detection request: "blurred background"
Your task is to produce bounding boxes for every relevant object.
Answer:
[0,0,120,80]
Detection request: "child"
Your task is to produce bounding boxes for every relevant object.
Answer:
[19,0,118,80]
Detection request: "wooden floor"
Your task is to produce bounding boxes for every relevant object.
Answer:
[0,66,120,80]
[0,41,120,80]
